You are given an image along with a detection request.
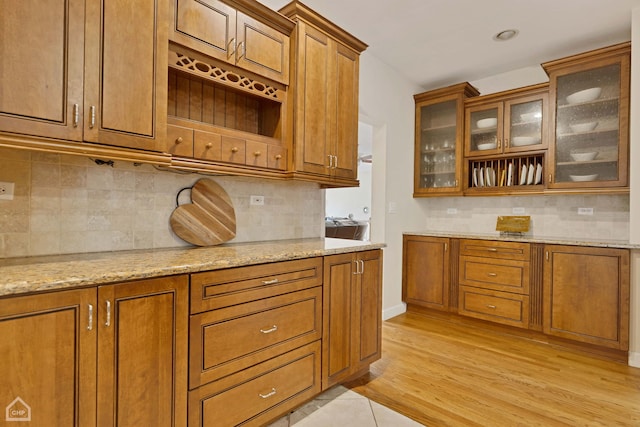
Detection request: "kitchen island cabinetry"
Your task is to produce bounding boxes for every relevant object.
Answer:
[0,0,168,153]
[402,235,454,311]
[0,288,96,426]
[281,1,368,187]
[543,245,629,350]
[322,250,382,389]
[0,275,188,427]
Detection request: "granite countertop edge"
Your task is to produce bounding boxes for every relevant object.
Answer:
[403,231,640,249]
[0,238,386,298]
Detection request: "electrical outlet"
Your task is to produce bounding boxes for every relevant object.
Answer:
[250,195,264,206]
[578,207,594,215]
[0,181,15,200]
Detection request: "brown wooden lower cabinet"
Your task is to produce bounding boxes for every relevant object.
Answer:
[402,235,451,311]
[543,244,630,350]
[188,341,321,427]
[402,234,630,353]
[322,250,382,389]
[0,275,188,427]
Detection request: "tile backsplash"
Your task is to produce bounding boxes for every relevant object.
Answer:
[418,194,630,240]
[0,148,325,258]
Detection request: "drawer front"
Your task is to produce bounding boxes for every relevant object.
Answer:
[460,256,529,294]
[190,287,322,387]
[459,286,529,328]
[189,341,321,427]
[460,239,530,261]
[166,124,194,157]
[246,140,268,168]
[191,258,323,313]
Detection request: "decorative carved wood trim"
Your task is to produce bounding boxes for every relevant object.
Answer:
[168,48,285,102]
[449,238,460,311]
[529,243,544,331]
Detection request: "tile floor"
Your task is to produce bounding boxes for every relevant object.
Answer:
[268,386,424,427]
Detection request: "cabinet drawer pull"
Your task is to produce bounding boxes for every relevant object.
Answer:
[205,142,213,149]
[253,151,261,157]
[487,273,497,277]
[175,136,183,145]
[231,147,239,153]
[260,325,278,334]
[105,300,111,327]
[275,154,282,160]
[259,388,277,399]
[486,248,498,252]
[487,304,497,309]
[262,278,279,285]
[87,304,93,331]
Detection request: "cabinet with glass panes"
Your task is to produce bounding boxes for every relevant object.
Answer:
[463,84,548,194]
[413,83,479,196]
[544,42,630,190]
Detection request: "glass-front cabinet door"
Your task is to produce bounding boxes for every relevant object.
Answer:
[414,83,479,196]
[466,103,502,156]
[504,93,547,153]
[545,43,630,189]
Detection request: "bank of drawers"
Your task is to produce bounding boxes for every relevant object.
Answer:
[458,240,530,328]
[189,258,323,426]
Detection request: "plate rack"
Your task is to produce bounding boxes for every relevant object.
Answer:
[466,154,545,193]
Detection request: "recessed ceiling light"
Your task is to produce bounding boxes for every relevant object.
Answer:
[493,29,519,41]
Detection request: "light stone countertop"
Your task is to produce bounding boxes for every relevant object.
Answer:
[0,238,385,298]
[403,231,640,249]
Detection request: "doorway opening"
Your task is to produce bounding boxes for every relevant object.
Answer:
[325,121,373,241]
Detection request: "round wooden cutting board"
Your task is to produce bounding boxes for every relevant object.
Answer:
[169,179,236,246]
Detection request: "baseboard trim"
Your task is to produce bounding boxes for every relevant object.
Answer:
[383,303,406,320]
[629,351,640,368]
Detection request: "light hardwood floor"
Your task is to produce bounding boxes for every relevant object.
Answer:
[344,310,640,426]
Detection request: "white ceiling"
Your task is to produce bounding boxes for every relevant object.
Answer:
[259,0,640,91]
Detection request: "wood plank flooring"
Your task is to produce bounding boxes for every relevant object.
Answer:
[344,310,640,426]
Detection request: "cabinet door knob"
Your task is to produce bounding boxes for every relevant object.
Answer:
[253,151,261,157]
[175,136,183,144]
[275,154,282,160]
[231,147,239,153]
[205,142,212,149]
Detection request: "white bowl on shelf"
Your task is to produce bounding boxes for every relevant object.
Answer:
[476,118,497,129]
[566,87,602,104]
[511,136,540,146]
[570,151,598,162]
[569,174,599,182]
[569,121,598,133]
[476,142,497,150]
[520,112,540,122]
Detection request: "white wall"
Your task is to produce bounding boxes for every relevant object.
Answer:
[628,7,640,366]
[358,53,424,319]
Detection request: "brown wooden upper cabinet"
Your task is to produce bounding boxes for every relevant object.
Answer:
[543,42,630,189]
[465,85,549,158]
[414,83,479,196]
[0,0,167,152]
[171,0,291,85]
[280,1,368,187]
